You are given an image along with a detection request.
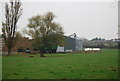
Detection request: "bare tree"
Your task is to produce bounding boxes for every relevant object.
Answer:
[2,0,22,55]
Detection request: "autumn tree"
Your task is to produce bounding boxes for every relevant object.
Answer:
[27,12,64,57]
[2,0,22,55]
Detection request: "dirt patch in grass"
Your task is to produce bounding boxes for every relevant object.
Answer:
[28,56,34,57]
[95,66,118,72]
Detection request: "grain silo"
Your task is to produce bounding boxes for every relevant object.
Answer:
[64,33,83,51]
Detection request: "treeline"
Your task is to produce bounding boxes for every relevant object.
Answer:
[82,37,119,49]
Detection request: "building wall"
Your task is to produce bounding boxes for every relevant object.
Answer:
[76,39,82,51]
[64,36,82,51]
[64,36,76,51]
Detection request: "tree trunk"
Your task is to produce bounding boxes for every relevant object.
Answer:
[8,48,11,56]
[40,49,45,57]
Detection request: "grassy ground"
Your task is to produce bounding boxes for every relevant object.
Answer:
[0,56,2,80]
[2,49,118,79]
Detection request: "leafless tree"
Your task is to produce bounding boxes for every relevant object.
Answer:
[2,0,22,55]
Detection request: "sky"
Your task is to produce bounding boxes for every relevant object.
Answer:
[118,2,120,25]
[0,0,118,40]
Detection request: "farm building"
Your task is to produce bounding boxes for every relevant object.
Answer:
[57,33,83,52]
[1,33,83,54]
[64,33,83,51]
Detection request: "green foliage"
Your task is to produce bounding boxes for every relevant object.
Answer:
[2,49,118,79]
[27,12,64,49]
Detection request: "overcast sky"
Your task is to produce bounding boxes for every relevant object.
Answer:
[0,1,118,40]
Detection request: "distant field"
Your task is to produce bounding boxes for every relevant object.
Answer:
[2,49,118,79]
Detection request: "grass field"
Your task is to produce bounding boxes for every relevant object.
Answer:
[2,49,118,79]
[0,56,2,80]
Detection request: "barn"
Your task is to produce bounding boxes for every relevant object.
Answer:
[57,33,83,52]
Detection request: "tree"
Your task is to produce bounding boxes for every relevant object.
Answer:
[0,32,1,37]
[2,0,22,55]
[27,12,64,57]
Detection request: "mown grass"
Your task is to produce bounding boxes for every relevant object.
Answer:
[2,49,118,79]
[0,55,2,80]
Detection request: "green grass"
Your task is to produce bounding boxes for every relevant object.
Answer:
[2,49,118,79]
[0,56,2,80]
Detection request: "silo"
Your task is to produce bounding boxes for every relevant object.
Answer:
[58,35,83,52]
[75,37,83,51]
